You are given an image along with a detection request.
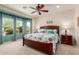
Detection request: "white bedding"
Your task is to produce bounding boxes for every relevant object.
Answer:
[24,33,60,54]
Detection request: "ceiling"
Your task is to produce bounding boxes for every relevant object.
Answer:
[0,4,77,18]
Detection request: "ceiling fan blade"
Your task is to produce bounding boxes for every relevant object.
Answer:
[30,7,37,10]
[31,11,37,14]
[38,11,41,15]
[40,10,48,12]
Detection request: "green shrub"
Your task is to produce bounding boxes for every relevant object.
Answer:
[17,26,22,33]
[4,27,13,35]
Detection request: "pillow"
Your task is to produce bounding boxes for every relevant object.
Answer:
[38,29,46,33]
[53,30,57,34]
[47,30,55,34]
[34,29,39,33]
[47,29,57,34]
[34,31,38,33]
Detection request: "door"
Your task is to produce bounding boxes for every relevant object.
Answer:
[26,21,31,34]
[16,18,23,39]
[2,14,14,42]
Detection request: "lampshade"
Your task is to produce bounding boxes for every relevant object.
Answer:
[61,22,70,35]
[62,22,70,29]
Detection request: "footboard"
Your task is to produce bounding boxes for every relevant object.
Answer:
[23,37,53,55]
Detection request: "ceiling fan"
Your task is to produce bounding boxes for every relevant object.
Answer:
[30,4,48,15]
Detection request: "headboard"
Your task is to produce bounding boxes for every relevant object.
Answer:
[40,26,59,35]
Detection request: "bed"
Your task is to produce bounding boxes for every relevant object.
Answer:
[23,26,60,55]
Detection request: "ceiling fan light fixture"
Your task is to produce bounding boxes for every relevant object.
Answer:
[56,5,60,8]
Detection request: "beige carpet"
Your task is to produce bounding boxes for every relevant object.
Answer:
[0,40,79,55]
[0,40,45,55]
[56,44,79,55]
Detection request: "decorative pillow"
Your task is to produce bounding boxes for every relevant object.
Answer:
[34,30,38,33]
[47,29,57,34]
[53,30,57,34]
[38,29,46,33]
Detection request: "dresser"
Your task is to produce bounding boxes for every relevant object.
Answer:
[61,35,73,45]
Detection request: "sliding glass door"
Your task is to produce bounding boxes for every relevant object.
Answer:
[26,21,31,34]
[16,18,23,39]
[2,14,14,42]
[0,12,32,44]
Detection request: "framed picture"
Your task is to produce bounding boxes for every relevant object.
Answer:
[46,20,53,24]
[77,17,79,26]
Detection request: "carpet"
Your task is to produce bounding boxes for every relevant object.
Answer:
[0,40,79,55]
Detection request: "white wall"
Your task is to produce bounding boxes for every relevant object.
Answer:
[32,9,79,46]
[33,7,79,47]
[36,9,75,36]
[74,7,79,47]
[32,17,38,32]
[32,8,79,47]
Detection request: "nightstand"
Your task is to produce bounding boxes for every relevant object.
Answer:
[61,35,73,45]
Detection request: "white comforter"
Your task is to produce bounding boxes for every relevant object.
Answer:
[24,33,60,54]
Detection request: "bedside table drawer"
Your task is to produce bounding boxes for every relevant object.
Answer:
[62,38,72,41]
[61,40,72,45]
[61,35,73,45]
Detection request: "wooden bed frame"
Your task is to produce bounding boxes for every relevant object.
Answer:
[23,26,59,55]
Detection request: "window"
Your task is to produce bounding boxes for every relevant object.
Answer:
[2,14,14,42]
[0,12,32,43]
[26,21,31,33]
[16,20,22,33]
[2,15,14,36]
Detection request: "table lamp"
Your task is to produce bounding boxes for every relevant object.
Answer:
[62,23,69,36]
